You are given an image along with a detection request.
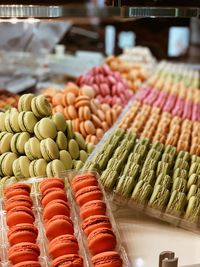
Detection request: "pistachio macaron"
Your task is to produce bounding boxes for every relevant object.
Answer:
[74,132,86,150]
[12,156,31,179]
[0,112,6,131]
[11,132,30,155]
[18,93,34,112]
[5,108,21,133]
[34,118,57,140]
[68,139,80,160]
[0,152,18,176]
[24,137,42,160]
[46,159,65,177]
[31,95,52,118]
[0,132,13,154]
[18,111,38,133]
[66,120,74,139]
[86,142,95,154]
[51,112,66,132]
[56,131,68,150]
[59,150,73,170]
[73,160,84,170]
[40,138,59,162]
[29,159,47,177]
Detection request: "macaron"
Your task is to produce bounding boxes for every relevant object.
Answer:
[68,139,80,160]
[41,188,67,207]
[51,113,67,132]
[92,251,122,267]
[154,174,171,189]
[72,173,98,193]
[101,170,118,190]
[18,111,38,133]
[4,182,31,199]
[40,138,59,162]
[59,150,73,170]
[12,261,41,267]
[5,195,33,212]
[80,200,106,220]
[56,131,68,150]
[0,132,13,154]
[40,177,64,195]
[82,215,112,236]
[172,168,188,181]
[8,242,40,264]
[24,137,42,160]
[74,132,86,150]
[50,254,83,267]
[131,180,153,204]
[148,185,170,210]
[6,206,35,227]
[13,156,31,179]
[79,150,88,163]
[87,227,116,255]
[73,160,84,170]
[11,132,31,155]
[187,184,200,201]
[34,118,57,140]
[75,186,103,206]
[66,120,74,139]
[172,177,187,193]
[0,112,6,131]
[18,93,34,112]
[0,152,18,177]
[31,95,52,118]
[5,108,21,133]
[166,190,186,215]
[43,199,70,222]
[8,223,38,246]
[29,159,47,177]
[187,174,200,190]
[48,234,79,259]
[185,196,200,222]
[45,215,74,241]
[46,159,66,177]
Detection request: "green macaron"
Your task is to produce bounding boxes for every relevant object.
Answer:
[187,184,200,201]
[40,138,59,162]
[18,111,38,133]
[29,159,47,177]
[164,145,177,156]
[185,196,200,222]
[79,150,88,163]
[154,174,171,189]
[148,185,170,210]
[34,118,57,140]
[0,132,13,154]
[74,132,86,150]
[51,113,67,132]
[161,153,174,165]
[86,142,95,154]
[73,160,84,170]
[18,93,34,112]
[68,139,80,160]
[66,120,74,139]
[24,137,42,160]
[131,180,153,204]
[46,159,65,177]
[59,150,73,170]
[0,112,6,131]
[172,168,188,181]
[189,163,200,177]
[156,161,170,176]
[11,132,31,155]
[56,131,68,150]
[177,151,190,162]
[5,108,21,133]
[172,177,187,193]
[187,174,200,190]
[139,170,155,185]
[31,95,52,118]
[101,169,118,190]
[174,158,189,171]
[0,152,18,177]
[146,149,161,162]
[151,141,164,152]
[12,156,30,179]
[166,190,186,215]
[191,155,200,165]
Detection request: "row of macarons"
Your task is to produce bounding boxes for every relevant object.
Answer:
[90,128,200,222]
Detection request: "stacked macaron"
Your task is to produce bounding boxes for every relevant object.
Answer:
[4,182,41,266]
[77,64,132,107]
[71,172,123,267]
[0,94,94,184]
[42,82,121,145]
[105,55,149,93]
[39,177,84,267]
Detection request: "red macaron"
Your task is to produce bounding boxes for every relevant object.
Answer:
[8,223,38,246]
[75,186,103,206]
[8,242,40,265]
[40,177,64,195]
[13,261,41,267]
[50,254,83,267]
[82,215,112,236]
[80,200,106,220]
[92,251,122,267]
[5,195,33,212]
[48,234,79,259]
[45,215,74,241]
[6,206,35,227]
[41,188,67,207]
[4,183,31,199]
[87,228,116,255]
[43,199,70,222]
[72,173,98,193]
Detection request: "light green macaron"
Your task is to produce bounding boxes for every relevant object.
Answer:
[12,156,31,179]
[172,177,187,193]
[31,95,52,118]
[51,113,66,132]
[73,160,84,171]
[79,150,88,163]
[5,108,21,133]
[29,159,47,177]
[59,150,73,170]
[0,132,13,154]
[56,131,68,150]
[166,190,186,215]
[40,138,59,162]
[18,93,34,112]
[66,120,74,139]
[148,185,170,210]
[34,118,57,140]
[131,180,153,204]
[0,152,18,177]
[187,174,200,190]
[185,196,200,222]
[24,137,42,160]
[46,159,65,177]
[68,139,80,160]
[86,142,95,154]
[0,112,6,131]
[74,132,86,150]
[11,132,30,155]
[18,111,38,133]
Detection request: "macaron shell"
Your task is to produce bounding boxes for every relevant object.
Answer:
[4,183,31,199]
[6,206,35,227]
[40,177,64,195]
[41,188,67,207]
[76,186,103,206]
[72,174,98,193]
[5,195,33,212]
[43,199,70,221]
[80,200,106,220]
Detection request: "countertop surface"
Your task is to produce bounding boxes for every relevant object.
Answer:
[113,206,200,267]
